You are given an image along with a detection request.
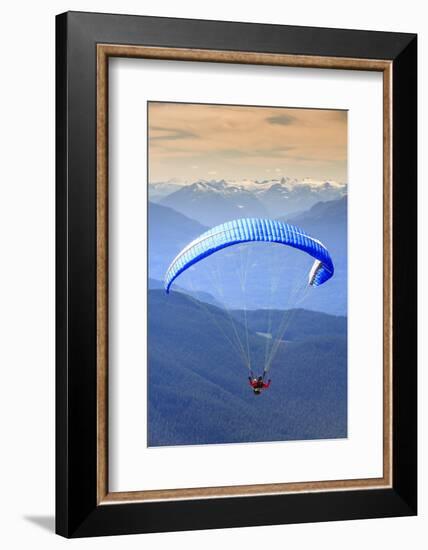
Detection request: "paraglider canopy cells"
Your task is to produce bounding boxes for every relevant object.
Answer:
[164,218,334,294]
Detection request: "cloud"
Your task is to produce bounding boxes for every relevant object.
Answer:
[149,126,198,141]
[148,102,347,182]
[266,114,296,126]
[219,146,294,159]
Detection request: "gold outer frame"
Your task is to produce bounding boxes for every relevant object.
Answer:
[96,45,392,505]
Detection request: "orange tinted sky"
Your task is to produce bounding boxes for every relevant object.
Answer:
[148,102,347,183]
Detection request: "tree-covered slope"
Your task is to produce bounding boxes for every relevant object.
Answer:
[148,290,347,446]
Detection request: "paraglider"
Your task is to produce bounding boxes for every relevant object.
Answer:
[248,374,271,395]
[164,217,334,394]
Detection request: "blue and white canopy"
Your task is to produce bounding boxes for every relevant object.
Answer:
[164,218,334,293]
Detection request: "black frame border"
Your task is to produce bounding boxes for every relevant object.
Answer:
[56,11,417,538]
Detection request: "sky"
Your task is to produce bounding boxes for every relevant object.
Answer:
[148,102,347,184]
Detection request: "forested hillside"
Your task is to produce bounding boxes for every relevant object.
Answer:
[148,290,347,446]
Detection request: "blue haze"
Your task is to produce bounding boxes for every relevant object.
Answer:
[147,187,348,446]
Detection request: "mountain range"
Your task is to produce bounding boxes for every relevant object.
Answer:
[147,192,348,445]
[151,177,347,225]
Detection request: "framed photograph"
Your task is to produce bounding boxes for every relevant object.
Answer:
[56,11,417,537]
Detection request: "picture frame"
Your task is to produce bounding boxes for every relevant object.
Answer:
[56,11,417,538]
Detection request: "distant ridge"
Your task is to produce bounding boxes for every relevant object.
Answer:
[148,196,347,315]
[151,177,347,224]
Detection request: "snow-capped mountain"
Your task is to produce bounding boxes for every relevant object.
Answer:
[158,180,269,226]
[148,179,187,201]
[258,178,347,218]
[151,177,347,226]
